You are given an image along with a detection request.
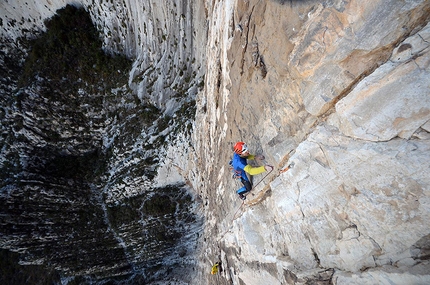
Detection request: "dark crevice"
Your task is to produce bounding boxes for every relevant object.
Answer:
[239,5,256,75]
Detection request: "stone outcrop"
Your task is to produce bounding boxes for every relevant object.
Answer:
[192,0,430,284]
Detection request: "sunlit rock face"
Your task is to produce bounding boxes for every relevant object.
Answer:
[1,1,205,284]
[193,0,430,284]
[2,0,430,284]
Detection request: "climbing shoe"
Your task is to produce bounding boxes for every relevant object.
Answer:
[239,194,246,200]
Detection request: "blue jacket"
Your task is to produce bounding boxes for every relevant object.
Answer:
[232,153,265,181]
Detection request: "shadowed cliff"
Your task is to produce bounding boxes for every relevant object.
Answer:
[0,4,203,284]
[1,0,430,284]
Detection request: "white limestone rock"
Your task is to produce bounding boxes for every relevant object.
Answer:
[290,0,430,116]
[332,23,430,141]
[276,123,429,270]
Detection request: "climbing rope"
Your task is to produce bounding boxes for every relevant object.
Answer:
[231,200,245,221]
[211,164,293,283]
[211,153,295,282]
[216,200,244,242]
[249,166,273,190]
[217,167,274,241]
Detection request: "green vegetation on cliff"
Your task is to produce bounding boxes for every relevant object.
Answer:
[20,4,130,91]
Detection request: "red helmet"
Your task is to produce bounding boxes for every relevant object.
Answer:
[234,142,249,155]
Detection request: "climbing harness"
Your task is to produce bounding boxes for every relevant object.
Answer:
[229,159,242,180]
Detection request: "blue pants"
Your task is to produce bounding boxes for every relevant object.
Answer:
[236,178,252,195]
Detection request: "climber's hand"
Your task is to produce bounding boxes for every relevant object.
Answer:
[256,154,265,160]
[264,165,273,172]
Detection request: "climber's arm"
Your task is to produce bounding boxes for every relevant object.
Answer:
[244,165,265,175]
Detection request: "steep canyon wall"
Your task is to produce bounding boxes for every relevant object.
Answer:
[193,0,430,284]
[1,0,430,284]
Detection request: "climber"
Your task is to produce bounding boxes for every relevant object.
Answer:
[211,262,221,274]
[231,141,273,200]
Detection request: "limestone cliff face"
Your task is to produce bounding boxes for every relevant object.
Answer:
[1,0,430,284]
[192,0,430,284]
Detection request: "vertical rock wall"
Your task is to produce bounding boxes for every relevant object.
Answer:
[193,0,430,284]
[2,0,430,283]
[86,0,207,111]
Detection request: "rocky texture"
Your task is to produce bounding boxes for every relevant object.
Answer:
[0,0,207,113]
[0,2,205,284]
[192,0,430,284]
[2,0,430,284]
